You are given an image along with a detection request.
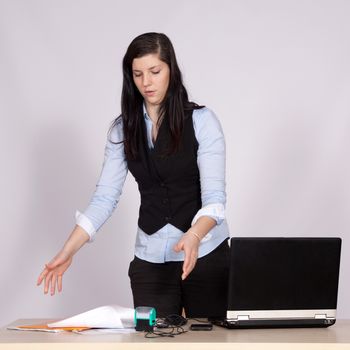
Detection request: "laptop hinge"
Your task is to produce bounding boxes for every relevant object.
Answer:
[314,314,327,319]
[237,315,250,321]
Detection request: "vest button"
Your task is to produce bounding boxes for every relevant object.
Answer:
[162,198,169,204]
[165,216,171,221]
[160,182,165,187]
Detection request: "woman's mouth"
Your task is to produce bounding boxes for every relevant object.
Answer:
[145,91,155,96]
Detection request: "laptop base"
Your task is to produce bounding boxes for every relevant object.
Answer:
[209,318,336,329]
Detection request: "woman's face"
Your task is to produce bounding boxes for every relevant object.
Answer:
[132,53,170,108]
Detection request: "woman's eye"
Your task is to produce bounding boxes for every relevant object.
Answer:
[133,71,160,77]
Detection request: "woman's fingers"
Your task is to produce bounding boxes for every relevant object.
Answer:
[182,249,198,280]
[57,274,63,293]
[38,252,72,295]
[41,267,64,295]
[173,240,184,252]
[174,234,200,279]
[44,270,53,294]
[37,259,59,286]
[51,273,57,296]
[182,255,191,278]
[37,267,49,286]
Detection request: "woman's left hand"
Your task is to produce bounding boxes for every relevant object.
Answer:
[173,232,200,280]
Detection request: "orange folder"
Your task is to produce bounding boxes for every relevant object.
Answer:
[10,324,91,332]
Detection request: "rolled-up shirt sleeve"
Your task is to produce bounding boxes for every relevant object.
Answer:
[192,107,226,227]
[75,119,128,242]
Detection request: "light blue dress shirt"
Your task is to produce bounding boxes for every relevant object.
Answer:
[75,102,229,263]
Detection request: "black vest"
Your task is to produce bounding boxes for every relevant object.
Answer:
[126,108,202,235]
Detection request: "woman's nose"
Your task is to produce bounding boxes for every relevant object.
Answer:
[142,74,151,87]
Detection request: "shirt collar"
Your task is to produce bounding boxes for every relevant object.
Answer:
[142,101,151,121]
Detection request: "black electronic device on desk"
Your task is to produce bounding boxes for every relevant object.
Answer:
[210,237,342,329]
[190,323,213,331]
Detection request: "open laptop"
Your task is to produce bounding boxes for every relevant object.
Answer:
[210,237,342,328]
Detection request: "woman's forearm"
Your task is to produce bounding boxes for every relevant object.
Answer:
[61,225,90,256]
[189,216,216,240]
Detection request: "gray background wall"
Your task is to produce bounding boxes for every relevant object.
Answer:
[0,0,349,327]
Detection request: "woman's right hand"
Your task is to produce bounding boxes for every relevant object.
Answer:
[37,225,90,295]
[37,250,73,296]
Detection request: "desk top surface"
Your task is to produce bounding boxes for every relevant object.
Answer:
[1,318,350,349]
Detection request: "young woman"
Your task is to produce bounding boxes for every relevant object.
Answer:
[37,32,230,318]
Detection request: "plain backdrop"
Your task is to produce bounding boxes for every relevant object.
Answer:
[0,0,349,327]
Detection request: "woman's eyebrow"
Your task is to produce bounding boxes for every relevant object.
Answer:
[133,65,161,72]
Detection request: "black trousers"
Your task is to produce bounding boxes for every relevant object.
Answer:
[128,238,230,318]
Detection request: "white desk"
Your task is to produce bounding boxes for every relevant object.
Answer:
[1,319,350,349]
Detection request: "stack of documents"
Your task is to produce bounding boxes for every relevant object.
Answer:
[8,304,136,333]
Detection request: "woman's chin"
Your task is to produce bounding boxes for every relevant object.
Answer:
[144,96,161,105]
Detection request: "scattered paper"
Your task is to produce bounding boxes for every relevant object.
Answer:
[73,328,137,335]
[7,304,135,333]
[7,325,90,333]
[47,304,135,329]
[7,326,63,333]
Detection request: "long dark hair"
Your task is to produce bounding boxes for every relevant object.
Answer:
[108,32,204,160]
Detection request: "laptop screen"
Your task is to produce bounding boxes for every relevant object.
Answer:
[228,237,341,312]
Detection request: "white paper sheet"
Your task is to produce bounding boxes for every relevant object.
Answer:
[73,328,137,335]
[47,304,135,329]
